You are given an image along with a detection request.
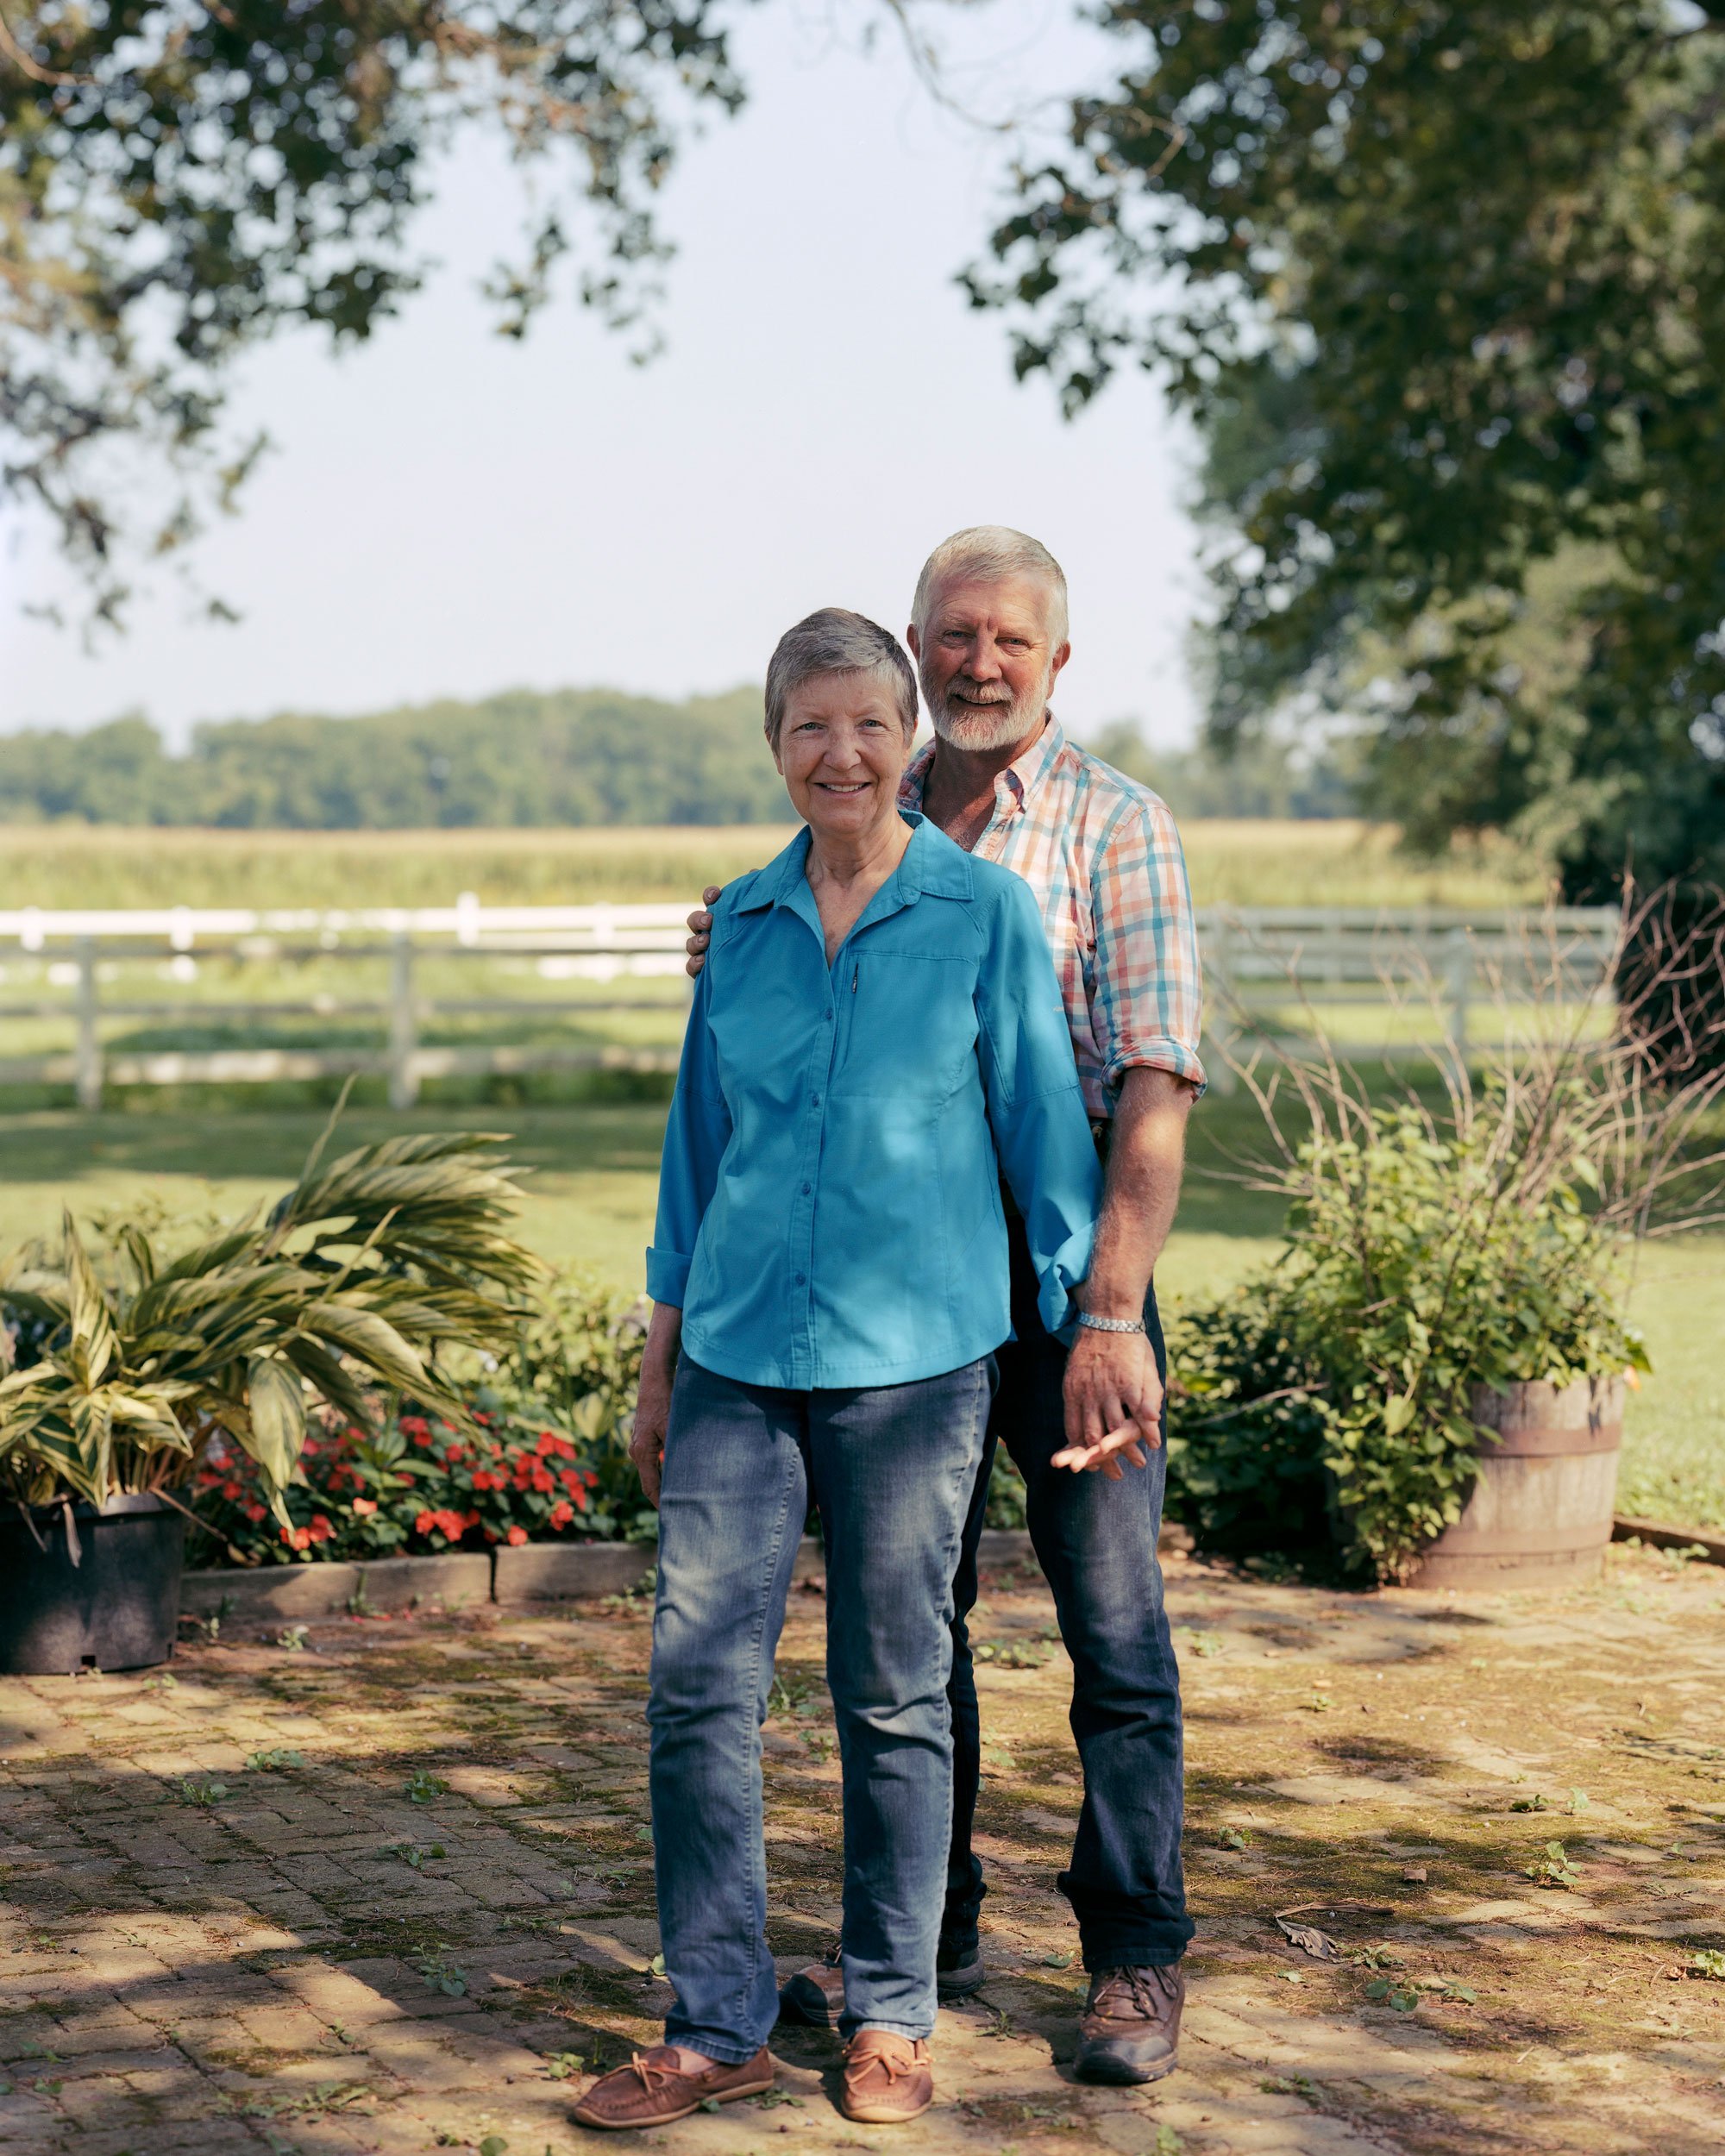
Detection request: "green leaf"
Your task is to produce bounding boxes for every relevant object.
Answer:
[243,1357,306,1496]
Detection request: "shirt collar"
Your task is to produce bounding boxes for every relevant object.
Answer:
[899,713,1066,822]
[734,812,971,916]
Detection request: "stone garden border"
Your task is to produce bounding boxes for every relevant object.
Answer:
[179,1526,1056,1619]
[178,1513,1717,1621]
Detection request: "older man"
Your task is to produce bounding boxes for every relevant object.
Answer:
[686,528,1204,2084]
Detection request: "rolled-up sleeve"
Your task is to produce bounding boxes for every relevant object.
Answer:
[646,962,731,1307]
[975,877,1103,1336]
[1092,797,1207,1097]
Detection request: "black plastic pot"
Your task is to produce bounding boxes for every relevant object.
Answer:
[0,1494,186,1675]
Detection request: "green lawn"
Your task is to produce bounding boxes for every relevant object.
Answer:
[2,1097,1716,1528]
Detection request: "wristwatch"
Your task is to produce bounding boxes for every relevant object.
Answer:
[1076,1311,1146,1335]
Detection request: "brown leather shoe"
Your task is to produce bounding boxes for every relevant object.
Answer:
[1072,1963,1185,2084]
[840,2029,933,2123]
[570,2043,775,2130]
[778,1941,845,2028]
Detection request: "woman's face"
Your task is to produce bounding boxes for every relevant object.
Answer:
[773,673,912,843]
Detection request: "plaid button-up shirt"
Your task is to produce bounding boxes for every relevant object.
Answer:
[900,718,1206,1118]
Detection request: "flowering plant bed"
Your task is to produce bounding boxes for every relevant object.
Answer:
[189,1267,654,1566]
[192,1407,611,1564]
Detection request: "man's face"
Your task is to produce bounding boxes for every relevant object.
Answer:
[910,572,1070,755]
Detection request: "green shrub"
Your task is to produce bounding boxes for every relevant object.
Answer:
[1170,1097,1649,1581]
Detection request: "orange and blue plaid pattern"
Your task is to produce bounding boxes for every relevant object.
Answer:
[900,718,1206,1116]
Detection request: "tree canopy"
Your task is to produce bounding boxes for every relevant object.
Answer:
[0,684,792,824]
[974,1,1725,894]
[1,0,743,625]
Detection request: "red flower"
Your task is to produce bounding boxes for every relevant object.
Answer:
[536,1431,574,1458]
[506,1525,529,1545]
[308,1514,334,1544]
[351,1496,378,1517]
[414,1509,436,1536]
[530,1464,555,1494]
[471,1470,497,1493]
[401,1415,430,1436]
[222,1480,242,1500]
[245,1502,267,1523]
[548,1501,574,1530]
[284,1525,312,1551]
[462,1508,481,1526]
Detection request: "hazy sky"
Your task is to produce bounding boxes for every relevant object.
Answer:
[0,2,1204,750]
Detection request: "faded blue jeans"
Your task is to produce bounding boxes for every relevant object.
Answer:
[648,1353,994,2062]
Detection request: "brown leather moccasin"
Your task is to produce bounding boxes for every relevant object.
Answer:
[839,2029,933,2124]
[570,2043,775,2131]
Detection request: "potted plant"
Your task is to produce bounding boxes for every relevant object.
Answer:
[0,1123,538,1672]
[1170,892,1725,1585]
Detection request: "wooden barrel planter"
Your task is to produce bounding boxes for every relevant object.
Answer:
[1407,1376,1624,1590]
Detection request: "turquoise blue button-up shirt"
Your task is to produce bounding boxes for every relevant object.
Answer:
[647,814,1103,1390]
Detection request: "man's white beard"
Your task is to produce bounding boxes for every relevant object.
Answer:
[925,669,1051,755]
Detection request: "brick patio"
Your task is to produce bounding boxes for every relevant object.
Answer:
[3,1542,1722,2156]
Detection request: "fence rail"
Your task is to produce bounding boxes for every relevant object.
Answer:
[0,899,1623,1108]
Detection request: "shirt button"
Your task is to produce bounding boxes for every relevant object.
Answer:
[812,1093,822,1105]
[794,1272,806,1285]
[801,1182,812,1196]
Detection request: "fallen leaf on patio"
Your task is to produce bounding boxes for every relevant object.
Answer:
[1040,1951,1076,1969]
[649,1952,666,1977]
[1401,1866,1428,1884]
[1274,1915,1342,1960]
[1277,1970,1305,1983]
[1686,1949,1725,1980]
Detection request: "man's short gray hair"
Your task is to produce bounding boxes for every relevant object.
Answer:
[911,525,1070,647]
[763,608,919,751]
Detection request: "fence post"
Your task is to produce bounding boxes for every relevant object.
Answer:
[1203,915,1239,1096]
[74,936,103,1112]
[1446,926,1472,1056]
[388,934,419,1110]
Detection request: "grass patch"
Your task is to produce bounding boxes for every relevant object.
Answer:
[0,817,1546,912]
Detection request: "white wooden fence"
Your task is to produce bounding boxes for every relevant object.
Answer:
[0,899,1622,1109]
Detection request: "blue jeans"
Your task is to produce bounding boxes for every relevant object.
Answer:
[945,1214,1192,1971]
[649,1353,994,2061]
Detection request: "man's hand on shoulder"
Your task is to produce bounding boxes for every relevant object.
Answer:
[685,885,721,978]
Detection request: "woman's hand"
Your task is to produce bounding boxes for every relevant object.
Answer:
[630,1303,684,1507]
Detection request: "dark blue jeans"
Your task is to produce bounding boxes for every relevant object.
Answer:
[649,1354,994,2061]
[944,1215,1191,1971]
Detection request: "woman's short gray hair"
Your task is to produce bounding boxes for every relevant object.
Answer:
[911,525,1070,647]
[763,609,920,751]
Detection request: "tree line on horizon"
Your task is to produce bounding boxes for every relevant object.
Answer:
[0,692,1354,830]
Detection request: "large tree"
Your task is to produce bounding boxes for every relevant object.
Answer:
[973,2,1725,895]
[1,0,743,627]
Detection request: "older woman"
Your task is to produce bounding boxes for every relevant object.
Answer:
[571,610,1101,2134]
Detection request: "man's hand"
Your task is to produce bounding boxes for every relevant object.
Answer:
[1052,1326,1164,1478]
[685,885,721,979]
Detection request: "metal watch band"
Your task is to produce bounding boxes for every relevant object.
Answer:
[1076,1312,1146,1335]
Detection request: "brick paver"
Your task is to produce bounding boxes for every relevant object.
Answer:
[3,1542,1722,2154]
